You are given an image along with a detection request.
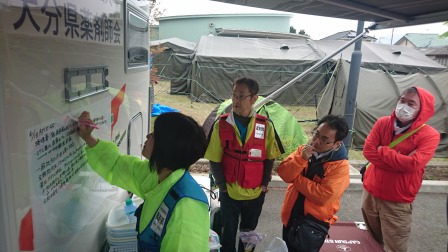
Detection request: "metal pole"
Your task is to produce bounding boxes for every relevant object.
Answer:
[343,21,364,149]
[254,29,369,109]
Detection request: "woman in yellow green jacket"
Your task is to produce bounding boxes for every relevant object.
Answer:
[78,111,210,252]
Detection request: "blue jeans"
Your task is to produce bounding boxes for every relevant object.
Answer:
[219,191,266,252]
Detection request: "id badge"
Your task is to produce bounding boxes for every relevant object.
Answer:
[150,202,169,236]
[249,148,262,158]
[255,123,265,139]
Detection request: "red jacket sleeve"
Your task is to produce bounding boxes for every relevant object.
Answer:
[363,118,389,167]
[378,127,440,173]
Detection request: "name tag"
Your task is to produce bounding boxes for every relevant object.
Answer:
[254,123,265,139]
[150,202,169,236]
[249,148,262,158]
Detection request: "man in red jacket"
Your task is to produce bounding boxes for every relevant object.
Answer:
[362,87,440,251]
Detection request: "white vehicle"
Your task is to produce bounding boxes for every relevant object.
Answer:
[0,0,151,251]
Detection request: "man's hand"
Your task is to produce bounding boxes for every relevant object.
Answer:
[377,146,383,151]
[262,186,269,193]
[302,145,315,160]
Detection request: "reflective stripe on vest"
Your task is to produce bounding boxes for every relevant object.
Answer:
[135,171,209,252]
[219,113,267,188]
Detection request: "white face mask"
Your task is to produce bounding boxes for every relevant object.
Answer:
[395,103,417,122]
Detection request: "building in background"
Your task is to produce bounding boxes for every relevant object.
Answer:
[394,33,448,67]
[158,13,293,42]
[320,30,377,43]
[394,33,448,48]
[150,25,159,41]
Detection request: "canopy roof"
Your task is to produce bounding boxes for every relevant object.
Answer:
[212,0,448,29]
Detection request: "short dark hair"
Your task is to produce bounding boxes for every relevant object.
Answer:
[317,115,349,142]
[233,77,259,95]
[150,112,206,172]
[400,87,419,97]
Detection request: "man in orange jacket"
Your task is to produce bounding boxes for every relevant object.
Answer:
[362,87,440,251]
[278,115,350,251]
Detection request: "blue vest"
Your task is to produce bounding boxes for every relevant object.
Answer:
[135,171,209,252]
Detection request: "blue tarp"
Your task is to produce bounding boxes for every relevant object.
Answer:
[151,103,180,117]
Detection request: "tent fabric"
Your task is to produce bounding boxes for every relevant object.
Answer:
[183,36,445,106]
[150,38,196,53]
[202,96,308,159]
[318,60,448,157]
[190,36,329,105]
[150,38,196,93]
[169,53,193,94]
[315,40,447,74]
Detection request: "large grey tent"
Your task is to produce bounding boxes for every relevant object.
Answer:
[173,36,446,106]
[150,38,196,93]
[318,60,448,157]
[190,36,329,105]
[315,40,447,73]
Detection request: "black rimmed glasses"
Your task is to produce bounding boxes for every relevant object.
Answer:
[312,131,335,145]
[231,93,252,101]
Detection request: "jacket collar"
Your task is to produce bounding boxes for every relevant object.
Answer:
[227,106,256,126]
[314,144,348,162]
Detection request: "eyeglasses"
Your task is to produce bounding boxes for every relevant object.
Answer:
[312,131,335,145]
[231,93,252,101]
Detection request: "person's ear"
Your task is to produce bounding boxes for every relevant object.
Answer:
[251,94,258,104]
[335,141,342,149]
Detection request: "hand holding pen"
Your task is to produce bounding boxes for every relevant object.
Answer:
[76,111,99,147]
[68,115,99,129]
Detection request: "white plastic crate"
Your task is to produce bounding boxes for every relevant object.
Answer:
[107,198,143,252]
[106,198,143,230]
[109,244,138,252]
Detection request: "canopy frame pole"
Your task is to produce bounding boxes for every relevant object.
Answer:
[343,21,365,150]
[254,28,369,110]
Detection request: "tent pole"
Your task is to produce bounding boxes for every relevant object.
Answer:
[343,21,365,151]
[254,28,369,110]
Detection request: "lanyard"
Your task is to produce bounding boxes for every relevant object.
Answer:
[365,124,426,169]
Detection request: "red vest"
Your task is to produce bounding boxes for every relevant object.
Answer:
[219,114,267,188]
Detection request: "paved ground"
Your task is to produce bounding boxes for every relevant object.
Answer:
[251,182,448,252]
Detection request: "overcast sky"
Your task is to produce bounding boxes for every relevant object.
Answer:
[158,0,447,44]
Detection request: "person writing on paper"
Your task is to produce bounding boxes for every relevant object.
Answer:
[362,87,440,251]
[278,115,350,252]
[77,111,210,252]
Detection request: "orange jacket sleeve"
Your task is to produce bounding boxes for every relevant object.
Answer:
[277,145,307,183]
[292,160,349,205]
[278,145,350,206]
